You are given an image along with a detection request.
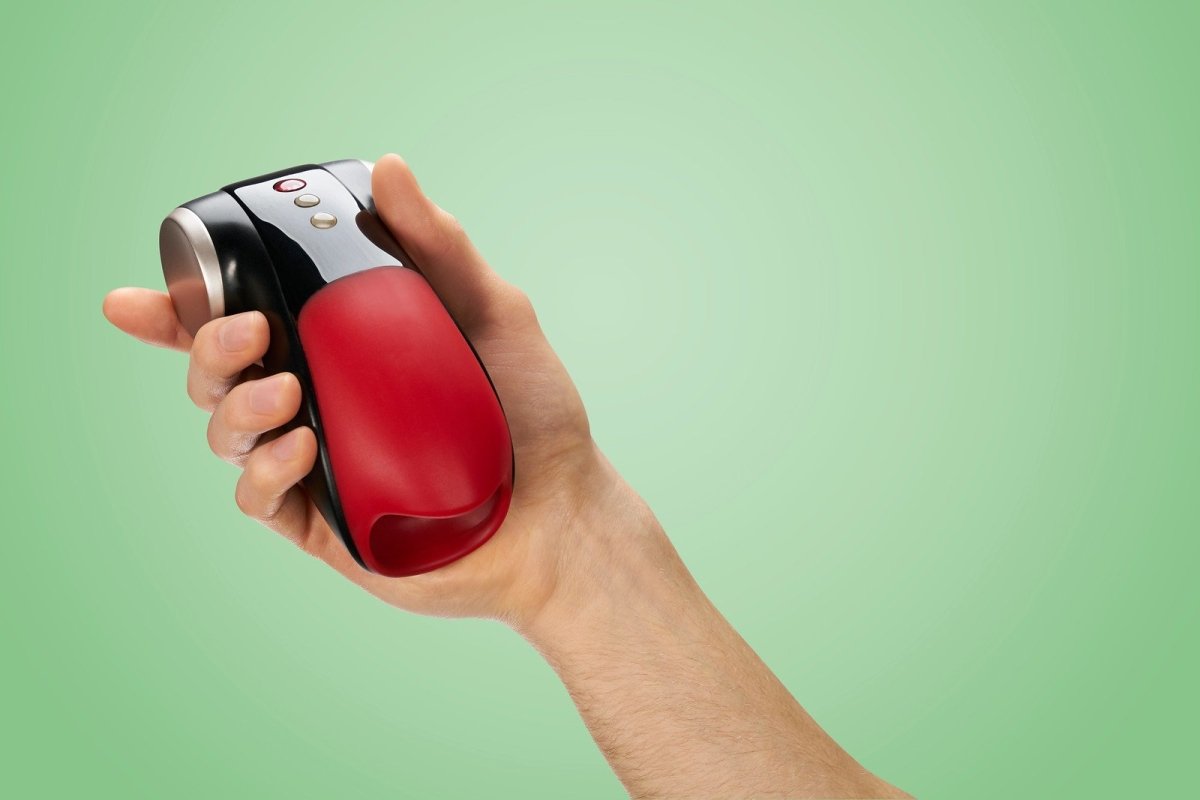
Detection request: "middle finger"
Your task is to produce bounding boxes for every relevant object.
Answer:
[207,372,302,464]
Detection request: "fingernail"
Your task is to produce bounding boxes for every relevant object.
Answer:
[273,430,300,460]
[249,376,284,414]
[219,314,254,352]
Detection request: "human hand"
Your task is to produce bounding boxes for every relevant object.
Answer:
[103,154,628,625]
[106,155,906,798]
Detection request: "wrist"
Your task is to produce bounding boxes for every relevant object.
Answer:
[511,448,703,657]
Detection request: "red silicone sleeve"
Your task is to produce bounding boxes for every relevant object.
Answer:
[296,266,513,577]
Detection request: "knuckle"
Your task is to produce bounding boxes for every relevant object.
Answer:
[236,452,284,521]
[432,208,468,247]
[233,479,259,518]
[206,414,255,465]
[205,413,225,458]
[495,284,537,324]
[186,372,219,412]
[506,285,533,311]
[441,209,466,237]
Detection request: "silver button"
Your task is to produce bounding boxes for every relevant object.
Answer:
[310,212,337,229]
[294,193,320,208]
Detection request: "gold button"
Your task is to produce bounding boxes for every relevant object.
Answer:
[310,212,337,229]
[294,194,320,208]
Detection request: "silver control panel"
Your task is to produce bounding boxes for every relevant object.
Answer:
[233,168,408,284]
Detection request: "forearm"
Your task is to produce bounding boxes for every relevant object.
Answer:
[516,453,906,799]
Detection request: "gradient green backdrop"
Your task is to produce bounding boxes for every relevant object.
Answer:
[2,2,1196,797]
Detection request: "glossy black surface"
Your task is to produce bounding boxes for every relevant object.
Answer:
[177,161,411,568]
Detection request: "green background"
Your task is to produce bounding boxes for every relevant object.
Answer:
[2,2,1196,797]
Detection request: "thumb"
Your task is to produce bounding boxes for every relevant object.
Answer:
[371,154,513,334]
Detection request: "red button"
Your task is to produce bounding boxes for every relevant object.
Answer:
[273,178,306,192]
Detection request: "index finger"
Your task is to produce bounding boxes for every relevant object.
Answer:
[102,288,193,352]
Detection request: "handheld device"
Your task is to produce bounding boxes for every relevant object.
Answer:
[159,159,513,577]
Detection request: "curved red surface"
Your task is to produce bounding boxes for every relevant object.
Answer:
[297,266,513,577]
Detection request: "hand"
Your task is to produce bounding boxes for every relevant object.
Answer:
[103,154,622,624]
[105,154,907,798]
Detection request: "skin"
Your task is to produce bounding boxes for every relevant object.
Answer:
[103,154,909,799]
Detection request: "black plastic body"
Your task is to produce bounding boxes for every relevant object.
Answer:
[180,160,413,569]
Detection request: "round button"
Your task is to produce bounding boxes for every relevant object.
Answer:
[310,212,337,229]
[273,178,306,192]
[294,193,320,208]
